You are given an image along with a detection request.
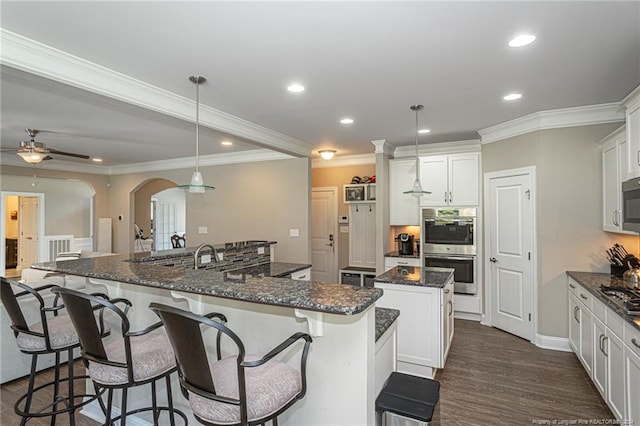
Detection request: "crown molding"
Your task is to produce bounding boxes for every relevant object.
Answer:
[478,103,624,144]
[312,153,375,169]
[621,85,640,112]
[392,140,482,159]
[371,139,394,156]
[0,29,311,157]
[0,149,293,175]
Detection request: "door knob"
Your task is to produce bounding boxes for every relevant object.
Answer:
[489,257,497,263]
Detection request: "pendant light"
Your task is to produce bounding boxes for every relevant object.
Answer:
[179,75,215,193]
[403,104,431,197]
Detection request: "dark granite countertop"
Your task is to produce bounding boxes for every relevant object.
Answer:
[375,307,400,342]
[384,251,420,259]
[374,266,454,288]
[129,240,277,262]
[566,271,640,332]
[31,255,381,316]
[228,262,310,278]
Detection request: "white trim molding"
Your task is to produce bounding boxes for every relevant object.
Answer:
[312,153,375,169]
[0,29,311,158]
[371,139,394,156]
[479,103,624,144]
[535,334,572,352]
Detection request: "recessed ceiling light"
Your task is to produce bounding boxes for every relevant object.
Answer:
[221,141,233,146]
[340,118,354,124]
[508,34,536,48]
[92,158,103,162]
[418,129,431,134]
[287,83,305,93]
[503,93,522,101]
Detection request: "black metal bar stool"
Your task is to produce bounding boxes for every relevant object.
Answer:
[376,372,441,426]
[52,287,187,425]
[0,276,106,425]
[149,302,312,426]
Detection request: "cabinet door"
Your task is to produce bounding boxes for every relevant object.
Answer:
[349,204,376,268]
[569,294,581,353]
[389,159,420,225]
[607,330,625,421]
[592,317,607,398]
[579,302,594,375]
[419,156,448,206]
[625,344,640,425]
[448,154,479,206]
[626,106,640,179]
[442,281,454,363]
[602,139,621,232]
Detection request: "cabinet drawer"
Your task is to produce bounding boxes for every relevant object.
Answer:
[575,288,593,311]
[606,307,625,338]
[592,296,606,322]
[624,322,640,358]
[568,278,579,296]
[384,257,420,268]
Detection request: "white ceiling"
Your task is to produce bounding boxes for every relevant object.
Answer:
[1,1,639,168]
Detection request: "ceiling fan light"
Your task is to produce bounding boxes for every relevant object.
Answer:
[17,151,46,164]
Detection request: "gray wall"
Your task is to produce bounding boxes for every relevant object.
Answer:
[482,122,639,338]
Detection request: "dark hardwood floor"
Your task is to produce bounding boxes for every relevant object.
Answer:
[436,319,613,425]
[1,320,613,425]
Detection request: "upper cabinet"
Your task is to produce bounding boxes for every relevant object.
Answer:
[389,159,420,225]
[622,86,640,180]
[600,126,633,234]
[419,153,480,207]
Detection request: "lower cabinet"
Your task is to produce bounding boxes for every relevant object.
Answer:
[374,277,454,379]
[568,277,640,424]
[384,256,421,272]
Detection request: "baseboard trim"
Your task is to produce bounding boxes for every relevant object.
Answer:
[535,333,572,352]
[453,311,482,321]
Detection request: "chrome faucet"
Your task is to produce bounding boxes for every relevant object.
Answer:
[194,243,218,270]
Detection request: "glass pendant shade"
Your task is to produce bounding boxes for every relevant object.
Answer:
[403,104,431,196]
[17,150,46,164]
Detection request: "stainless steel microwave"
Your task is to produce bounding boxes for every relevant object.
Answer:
[622,177,640,232]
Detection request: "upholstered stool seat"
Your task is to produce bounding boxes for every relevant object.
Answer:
[190,355,302,424]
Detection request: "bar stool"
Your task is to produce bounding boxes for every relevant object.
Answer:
[149,302,313,426]
[52,287,187,425]
[0,276,106,425]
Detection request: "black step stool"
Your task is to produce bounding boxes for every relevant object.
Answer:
[376,372,440,425]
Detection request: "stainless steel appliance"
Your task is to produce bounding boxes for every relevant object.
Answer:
[396,233,415,255]
[423,208,477,294]
[622,177,640,232]
[598,286,640,315]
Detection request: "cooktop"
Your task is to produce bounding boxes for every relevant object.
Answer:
[599,286,640,316]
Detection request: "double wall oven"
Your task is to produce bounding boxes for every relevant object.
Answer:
[423,208,477,295]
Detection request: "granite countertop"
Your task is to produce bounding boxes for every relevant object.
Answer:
[31,255,381,316]
[227,262,309,278]
[375,307,400,342]
[566,271,640,331]
[374,266,454,288]
[384,251,420,259]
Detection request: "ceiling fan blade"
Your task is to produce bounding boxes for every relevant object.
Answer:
[46,148,90,159]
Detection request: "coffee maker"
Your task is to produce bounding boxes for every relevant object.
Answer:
[396,233,415,255]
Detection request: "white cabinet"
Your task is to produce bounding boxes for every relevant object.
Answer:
[569,291,593,374]
[389,159,420,225]
[592,315,607,397]
[349,203,376,268]
[569,292,581,354]
[600,126,632,233]
[419,153,479,207]
[374,276,454,379]
[384,256,421,272]
[622,85,640,179]
[624,323,640,425]
[607,329,626,420]
[291,268,311,281]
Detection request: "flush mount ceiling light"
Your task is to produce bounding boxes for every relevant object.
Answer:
[340,118,354,124]
[508,34,536,47]
[17,150,46,164]
[179,75,215,193]
[403,104,431,197]
[319,150,336,160]
[503,93,523,101]
[287,83,305,93]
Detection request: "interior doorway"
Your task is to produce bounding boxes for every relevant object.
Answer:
[311,187,338,282]
[1,192,44,278]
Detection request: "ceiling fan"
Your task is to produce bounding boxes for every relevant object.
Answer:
[2,129,90,164]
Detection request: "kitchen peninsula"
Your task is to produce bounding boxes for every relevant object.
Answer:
[30,241,384,425]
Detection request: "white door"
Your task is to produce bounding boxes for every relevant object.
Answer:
[19,196,39,269]
[311,188,337,282]
[487,170,534,341]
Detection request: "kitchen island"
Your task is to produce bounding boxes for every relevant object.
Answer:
[375,266,455,379]
[30,247,383,425]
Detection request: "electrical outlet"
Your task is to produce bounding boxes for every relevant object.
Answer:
[258,247,265,255]
[198,227,208,234]
[200,254,212,264]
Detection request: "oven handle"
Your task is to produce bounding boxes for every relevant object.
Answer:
[425,255,475,261]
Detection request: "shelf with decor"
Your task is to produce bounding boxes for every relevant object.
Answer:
[344,184,376,204]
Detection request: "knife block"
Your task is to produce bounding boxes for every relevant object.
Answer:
[610,264,627,277]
